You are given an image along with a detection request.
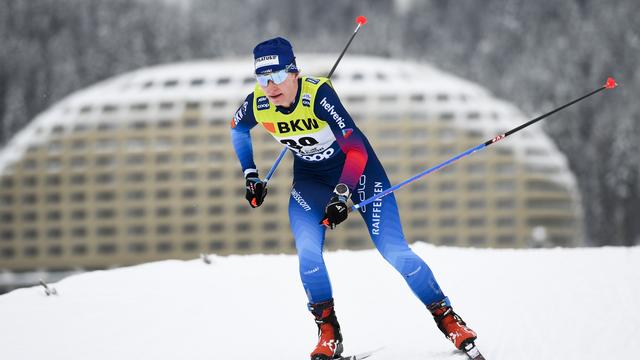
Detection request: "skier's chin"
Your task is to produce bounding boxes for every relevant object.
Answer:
[268,93,285,105]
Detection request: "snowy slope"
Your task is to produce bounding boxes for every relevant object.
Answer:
[1,243,639,360]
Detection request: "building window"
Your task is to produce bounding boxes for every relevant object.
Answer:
[184,118,200,127]
[208,188,223,198]
[71,175,86,185]
[156,224,172,235]
[1,248,16,259]
[183,241,199,252]
[236,239,252,250]
[128,225,146,236]
[126,190,145,200]
[495,180,516,191]
[96,191,116,201]
[96,173,114,184]
[263,222,279,231]
[182,206,198,216]
[23,229,38,240]
[24,246,39,257]
[1,230,14,241]
[46,228,63,239]
[497,198,516,209]
[157,242,173,253]
[71,228,87,237]
[156,189,171,199]
[208,205,224,215]
[440,235,457,245]
[182,170,198,181]
[468,218,486,227]
[263,239,279,249]
[156,207,171,217]
[156,171,172,181]
[126,172,145,183]
[98,243,117,254]
[127,208,145,218]
[411,219,429,228]
[209,241,226,251]
[46,193,61,204]
[467,181,486,191]
[209,223,225,232]
[497,217,515,227]
[468,199,486,209]
[48,245,63,256]
[72,244,88,255]
[438,182,457,192]
[128,243,148,253]
[181,188,197,199]
[497,235,515,245]
[47,211,62,221]
[96,156,115,167]
[469,235,486,246]
[438,200,457,210]
[97,226,116,237]
[71,210,86,220]
[439,218,457,228]
[96,209,116,219]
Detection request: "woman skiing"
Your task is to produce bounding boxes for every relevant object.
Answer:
[230,37,480,360]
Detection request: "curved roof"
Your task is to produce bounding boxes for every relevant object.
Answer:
[0,55,574,189]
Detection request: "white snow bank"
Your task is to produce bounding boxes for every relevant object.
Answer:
[1,243,639,360]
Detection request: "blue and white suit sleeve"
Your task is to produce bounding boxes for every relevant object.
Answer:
[314,83,369,191]
[230,93,259,177]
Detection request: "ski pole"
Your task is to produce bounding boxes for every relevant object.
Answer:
[263,15,368,184]
[352,77,619,212]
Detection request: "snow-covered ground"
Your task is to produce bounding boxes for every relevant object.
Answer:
[1,243,639,360]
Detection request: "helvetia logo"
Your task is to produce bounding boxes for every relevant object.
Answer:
[319,97,346,129]
[305,77,320,84]
[342,128,353,138]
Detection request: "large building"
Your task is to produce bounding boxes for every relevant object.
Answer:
[0,56,582,292]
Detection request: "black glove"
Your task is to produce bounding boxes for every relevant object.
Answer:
[245,172,267,208]
[320,183,351,229]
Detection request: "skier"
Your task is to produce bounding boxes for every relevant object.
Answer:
[230,37,479,360]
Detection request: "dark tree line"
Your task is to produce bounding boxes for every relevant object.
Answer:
[1,0,638,246]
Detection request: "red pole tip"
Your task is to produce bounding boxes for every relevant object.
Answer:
[605,77,618,89]
[356,15,368,25]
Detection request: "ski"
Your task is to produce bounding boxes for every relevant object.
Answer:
[335,348,380,360]
[463,342,486,360]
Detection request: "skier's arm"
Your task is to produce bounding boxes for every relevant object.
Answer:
[314,83,368,192]
[230,93,259,176]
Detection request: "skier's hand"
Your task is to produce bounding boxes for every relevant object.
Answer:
[320,183,351,229]
[245,172,267,208]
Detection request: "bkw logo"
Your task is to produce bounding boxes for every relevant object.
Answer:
[277,118,319,133]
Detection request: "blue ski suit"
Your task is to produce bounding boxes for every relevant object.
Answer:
[231,76,446,306]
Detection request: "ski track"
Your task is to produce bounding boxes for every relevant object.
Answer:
[1,244,639,360]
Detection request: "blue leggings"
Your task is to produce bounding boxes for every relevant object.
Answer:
[289,158,445,306]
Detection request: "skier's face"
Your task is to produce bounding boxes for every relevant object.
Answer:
[260,72,299,107]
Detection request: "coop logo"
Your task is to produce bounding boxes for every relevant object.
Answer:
[296,148,335,162]
[256,96,270,111]
[302,93,311,107]
[277,118,319,133]
[305,77,320,84]
[291,188,312,212]
[319,97,345,129]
